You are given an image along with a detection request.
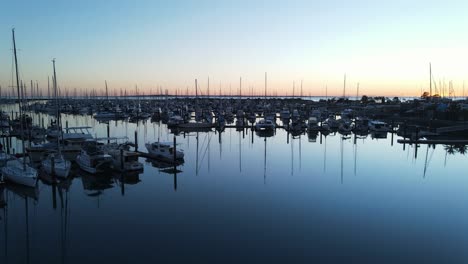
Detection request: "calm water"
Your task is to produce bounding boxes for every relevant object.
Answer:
[1,108,468,263]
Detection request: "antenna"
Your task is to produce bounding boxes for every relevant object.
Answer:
[105,80,109,101]
[343,74,346,98]
[463,81,465,98]
[300,80,303,98]
[293,81,295,98]
[356,82,360,101]
[429,63,432,97]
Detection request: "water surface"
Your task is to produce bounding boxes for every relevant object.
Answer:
[1,110,467,263]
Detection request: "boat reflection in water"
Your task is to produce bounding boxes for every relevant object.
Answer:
[255,130,275,138]
[147,159,182,191]
[371,131,388,139]
[79,170,115,198]
[5,182,39,201]
[3,182,39,264]
[114,170,142,185]
[0,185,5,209]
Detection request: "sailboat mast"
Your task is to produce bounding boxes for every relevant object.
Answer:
[239,77,242,100]
[300,80,303,98]
[52,59,63,157]
[343,74,346,98]
[264,72,267,99]
[356,83,360,101]
[293,81,295,98]
[429,63,432,97]
[12,29,26,166]
[105,80,109,101]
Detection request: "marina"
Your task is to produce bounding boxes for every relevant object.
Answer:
[0,94,467,263]
[2,1,468,262]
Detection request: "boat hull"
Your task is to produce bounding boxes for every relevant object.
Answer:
[42,157,71,178]
[1,161,38,187]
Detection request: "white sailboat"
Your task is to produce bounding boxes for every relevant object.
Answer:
[1,29,38,187]
[41,59,71,179]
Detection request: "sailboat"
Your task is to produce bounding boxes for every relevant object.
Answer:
[1,29,38,188]
[41,59,71,179]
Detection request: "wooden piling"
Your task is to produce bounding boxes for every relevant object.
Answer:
[107,124,110,144]
[134,131,138,152]
[51,155,56,182]
[120,149,124,171]
[52,183,57,210]
[173,135,177,162]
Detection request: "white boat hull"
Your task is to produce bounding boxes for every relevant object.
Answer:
[42,156,71,178]
[1,160,38,187]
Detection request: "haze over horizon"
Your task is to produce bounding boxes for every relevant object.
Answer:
[1,0,467,98]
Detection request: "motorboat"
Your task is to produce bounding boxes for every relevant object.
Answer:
[255,119,276,131]
[108,148,143,172]
[368,120,392,132]
[145,141,184,162]
[76,142,113,174]
[307,117,320,132]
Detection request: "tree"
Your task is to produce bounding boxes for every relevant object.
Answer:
[361,95,368,104]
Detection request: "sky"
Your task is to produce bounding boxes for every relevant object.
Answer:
[0,0,467,97]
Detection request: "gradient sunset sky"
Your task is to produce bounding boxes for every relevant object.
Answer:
[0,0,467,97]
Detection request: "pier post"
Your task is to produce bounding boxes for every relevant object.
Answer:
[52,182,57,210]
[66,120,68,133]
[403,122,407,138]
[51,155,56,183]
[107,123,110,144]
[6,137,10,154]
[120,149,124,171]
[173,135,177,162]
[174,169,177,191]
[134,131,138,152]
[121,172,125,196]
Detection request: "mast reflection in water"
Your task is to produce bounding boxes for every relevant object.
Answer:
[0,110,467,263]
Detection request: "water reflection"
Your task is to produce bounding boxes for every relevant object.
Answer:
[1,106,468,263]
[80,171,114,199]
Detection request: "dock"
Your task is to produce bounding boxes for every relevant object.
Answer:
[397,139,468,145]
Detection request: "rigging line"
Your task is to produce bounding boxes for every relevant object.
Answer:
[198,132,209,156]
[198,133,213,172]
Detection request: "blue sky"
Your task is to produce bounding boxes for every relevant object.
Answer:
[0,0,467,97]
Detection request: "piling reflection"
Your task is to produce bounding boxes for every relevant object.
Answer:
[1,103,468,263]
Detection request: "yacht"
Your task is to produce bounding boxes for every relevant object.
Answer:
[338,119,353,135]
[108,147,143,172]
[325,115,340,130]
[167,115,185,127]
[76,142,113,174]
[145,141,184,162]
[280,108,290,120]
[368,120,392,132]
[307,117,320,132]
[255,119,276,131]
